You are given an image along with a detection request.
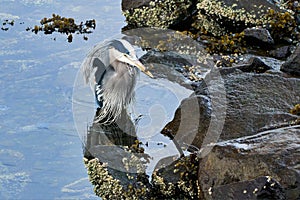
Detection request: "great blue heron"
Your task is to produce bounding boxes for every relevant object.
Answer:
[82,39,153,124]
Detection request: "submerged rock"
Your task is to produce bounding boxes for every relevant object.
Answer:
[27,13,96,42]
[198,125,300,200]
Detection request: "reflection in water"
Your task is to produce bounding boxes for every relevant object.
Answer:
[83,107,200,199]
[83,108,151,189]
[82,102,201,199]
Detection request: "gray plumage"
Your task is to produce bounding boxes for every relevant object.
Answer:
[82,39,153,124]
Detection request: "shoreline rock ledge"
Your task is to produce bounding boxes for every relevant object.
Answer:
[82,0,300,199]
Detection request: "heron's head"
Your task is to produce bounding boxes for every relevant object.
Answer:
[108,39,154,78]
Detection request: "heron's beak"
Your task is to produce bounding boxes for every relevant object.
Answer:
[118,54,154,78]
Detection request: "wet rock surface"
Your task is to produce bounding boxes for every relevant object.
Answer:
[281,45,300,76]
[219,73,299,140]
[154,51,300,199]
[244,27,274,46]
[166,71,300,147]
[219,57,273,74]
[198,125,300,200]
[269,45,293,60]
[209,176,286,200]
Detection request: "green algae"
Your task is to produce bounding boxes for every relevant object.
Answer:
[28,13,96,42]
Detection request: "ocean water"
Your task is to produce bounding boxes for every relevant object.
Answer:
[0,1,124,199]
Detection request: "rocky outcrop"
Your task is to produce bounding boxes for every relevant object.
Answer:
[122,0,299,56]
[86,1,300,198]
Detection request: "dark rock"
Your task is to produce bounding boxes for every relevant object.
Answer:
[198,125,300,200]
[244,27,274,46]
[220,57,272,75]
[164,73,300,149]
[210,176,286,200]
[296,14,300,25]
[210,73,299,141]
[121,0,151,11]
[269,45,293,59]
[162,95,211,149]
[281,45,300,76]
[140,49,211,87]
[220,0,279,14]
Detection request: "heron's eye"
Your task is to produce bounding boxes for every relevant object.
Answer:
[128,64,135,68]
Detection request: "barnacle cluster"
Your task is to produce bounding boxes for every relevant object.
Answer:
[192,13,226,37]
[84,152,200,199]
[84,158,124,199]
[27,14,96,42]
[84,157,150,200]
[195,0,298,53]
[123,0,192,28]
[123,0,299,54]
[151,153,200,199]
[194,0,260,36]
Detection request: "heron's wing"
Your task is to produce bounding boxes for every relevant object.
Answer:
[93,58,106,84]
[81,42,110,85]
